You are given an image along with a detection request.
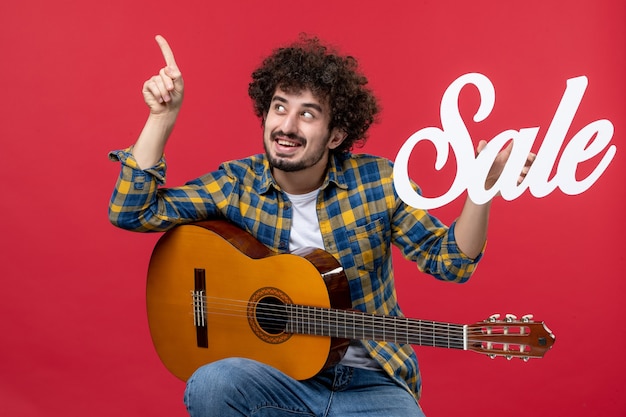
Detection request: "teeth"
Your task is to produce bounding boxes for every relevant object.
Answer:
[277,139,298,147]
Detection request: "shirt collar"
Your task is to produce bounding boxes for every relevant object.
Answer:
[255,152,349,194]
[322,152,349,191]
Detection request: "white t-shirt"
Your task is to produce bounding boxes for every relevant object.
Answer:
[284,189,381,371]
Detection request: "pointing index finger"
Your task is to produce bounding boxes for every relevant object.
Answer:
[155,35,178,69]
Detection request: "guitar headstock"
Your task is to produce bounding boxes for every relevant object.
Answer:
[467,314,555,361]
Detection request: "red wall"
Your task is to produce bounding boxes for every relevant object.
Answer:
[1,1,624,415]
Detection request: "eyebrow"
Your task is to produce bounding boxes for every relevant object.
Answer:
[271,95,324,114]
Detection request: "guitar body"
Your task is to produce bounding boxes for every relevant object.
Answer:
[146,220,351,381]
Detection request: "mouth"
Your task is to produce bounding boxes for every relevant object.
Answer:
[276,138,301,147]
[271,132,305,154]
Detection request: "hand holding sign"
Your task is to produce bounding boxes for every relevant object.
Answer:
[142,35,184,116]
[477,139,536,192]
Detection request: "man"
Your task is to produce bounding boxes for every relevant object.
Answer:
[109,35,533,417]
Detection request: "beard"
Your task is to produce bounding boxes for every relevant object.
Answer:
[264,131,330,173]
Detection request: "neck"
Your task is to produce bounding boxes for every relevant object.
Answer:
[273,166,325,194]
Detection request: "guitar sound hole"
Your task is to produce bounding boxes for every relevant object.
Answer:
[256,296,287,335]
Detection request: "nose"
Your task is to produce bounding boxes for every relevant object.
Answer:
[280,112,298,134]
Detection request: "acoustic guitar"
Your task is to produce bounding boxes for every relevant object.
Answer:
[146,220,555,381]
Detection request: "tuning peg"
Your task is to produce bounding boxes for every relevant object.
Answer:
[489,354,497,359]
[488,314,500,322]
[505,314,517,322]
[521,314,534,322]
[522,357,530,362]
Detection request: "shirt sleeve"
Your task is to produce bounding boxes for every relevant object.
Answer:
[392,194,483,284]
[107,148,225,232]
[107,148,169,232]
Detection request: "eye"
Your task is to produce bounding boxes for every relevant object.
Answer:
[275,104,286,113]
[301,111,314,119]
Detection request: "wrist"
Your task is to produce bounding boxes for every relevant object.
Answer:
[147,110,179,126]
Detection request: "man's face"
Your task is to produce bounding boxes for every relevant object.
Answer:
[263,87,343,173]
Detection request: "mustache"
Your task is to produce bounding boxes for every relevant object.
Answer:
[271,131,306,145]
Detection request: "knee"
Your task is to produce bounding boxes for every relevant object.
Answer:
[186,357,253,392]
[184,358,256,415]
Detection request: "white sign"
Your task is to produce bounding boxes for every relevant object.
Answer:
[393,73,616,209]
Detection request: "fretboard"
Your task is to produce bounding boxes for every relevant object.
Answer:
[285,304,466,350]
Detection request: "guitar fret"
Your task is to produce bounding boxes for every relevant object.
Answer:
[317,306,323,336]
[349,310,354,339]
[403,317,410,345]
[337,309,341,337]
[393,316,397,344]
[403,317,411,344]
[421,321,432,347]
[430,322,437,346]
[418,320,422,346]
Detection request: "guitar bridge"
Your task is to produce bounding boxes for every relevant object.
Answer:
[193,268,208,348]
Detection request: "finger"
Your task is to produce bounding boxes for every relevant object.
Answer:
[143,81,165,104]
[144,77,170,103]
[476,139,488,154]
[492,140,514,165]
[154,77,173,103]
[155,35,178,69]
[163,66,183,86]
[153,76,172,102]
[160,67,184,98]
[159,67,175,91]
[502,140,514,156]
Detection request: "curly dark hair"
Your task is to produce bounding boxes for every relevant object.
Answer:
[248,35,379,154]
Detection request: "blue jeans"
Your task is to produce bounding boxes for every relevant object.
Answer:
[184,358,426,417]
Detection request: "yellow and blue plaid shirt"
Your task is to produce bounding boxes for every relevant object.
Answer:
[109,148,482,399]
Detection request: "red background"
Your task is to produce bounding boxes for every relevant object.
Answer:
[1,1,624,416]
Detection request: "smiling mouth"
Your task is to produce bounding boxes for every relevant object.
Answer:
[272,131,306,150]
[276,138,301,147]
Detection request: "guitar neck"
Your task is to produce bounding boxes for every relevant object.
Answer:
[285,304,466,350]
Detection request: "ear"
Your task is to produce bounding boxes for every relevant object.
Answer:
[328,128,348,150]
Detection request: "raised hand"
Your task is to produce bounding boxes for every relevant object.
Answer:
[142,35,184,115]
[477,139,536,190]
[131,35,185,169]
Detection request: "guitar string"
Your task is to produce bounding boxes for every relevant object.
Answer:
[192,299,537,355]
[188,294,536,353]
[199,295,522,327]
[200,295,467,331]
[188,295,516,346]
[197,295,527,335]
